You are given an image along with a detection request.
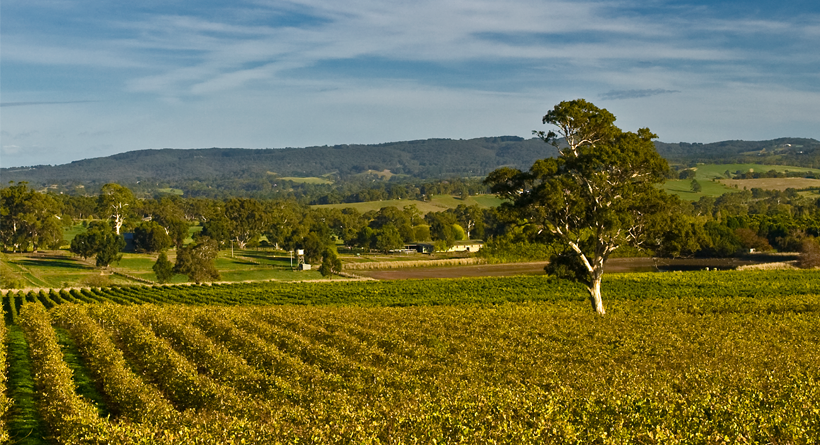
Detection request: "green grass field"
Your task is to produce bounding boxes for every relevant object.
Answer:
[62,224,87,246]
[1,248,340,289]
[720,177,820,191]
[686,163,818,180]
[663,163,820,200]
[312,194,505,213]
[662,179,737,200]
[156,188,184,195]
[277,176,334,184]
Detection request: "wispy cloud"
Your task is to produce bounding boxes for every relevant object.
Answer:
[599,89,681,100]
[0,100,99,107]
[1,0,818,167]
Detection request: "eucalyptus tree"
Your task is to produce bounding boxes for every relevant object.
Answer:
[1,182,66,251]
[486,99,672,315]
[452,204,484,239]
[174,236,220,284]
[69,221,125,267]
[97,183,135,235]
[224,198,268,249]
[147,196,190,248]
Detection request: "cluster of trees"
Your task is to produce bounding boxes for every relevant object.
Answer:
[656,137,820,165]
[69,222,125,267]
[730,169,818,180]
[676,189,820,255]
[306,177,489,205]
[0,182,68,252]
[195,198,491,259]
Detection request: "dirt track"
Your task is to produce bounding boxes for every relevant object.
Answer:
[356,257,775,280]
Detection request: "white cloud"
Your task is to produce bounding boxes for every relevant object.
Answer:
[1,0,818,167]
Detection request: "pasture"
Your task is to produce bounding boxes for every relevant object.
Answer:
[1,249,335,289]
[277,176,334,184]
[685,163,819,180]
[312,193,505,213]
[719,177,820,192]
[661,178,736,200]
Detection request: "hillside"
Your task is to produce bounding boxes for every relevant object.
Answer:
[1,137,552,186]
[655,137,820,164]
[3,136,819,196]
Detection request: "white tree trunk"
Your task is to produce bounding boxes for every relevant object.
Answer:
[567,240,608,315]
[589,270,606,315]
[113,216,123,235]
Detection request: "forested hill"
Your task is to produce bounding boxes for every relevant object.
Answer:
[655,137,820,164]
[1,137,552,185]
[3,136,819,190]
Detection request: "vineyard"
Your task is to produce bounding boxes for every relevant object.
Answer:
[0,271,819,443]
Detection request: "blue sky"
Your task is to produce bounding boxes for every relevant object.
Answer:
[2,0,819,167]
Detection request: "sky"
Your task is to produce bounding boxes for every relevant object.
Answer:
[1,0,819,168]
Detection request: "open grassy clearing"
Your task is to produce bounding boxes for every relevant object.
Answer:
[313,193,504,213]
[1,248,342,289]
[277,176,334,184]
[719,177,820,191]
[685,163,819,180]
[662,163,820,199]
[62,224,87,245]
[662,179,737,200]
[156,188,184,195]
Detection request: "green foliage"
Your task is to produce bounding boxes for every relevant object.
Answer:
[412,224,431,241]
[679,169,697,179]
[4,322,48,444]
[425,211,458,247]
[200,216,231,246]
[225,198,269,249]
[297,231,333,264]
[487,99,673,314]
[701,222,743,257]
[70,221,125,267]
[12,269,818,307]
[375,224,404,253]
[798,237,820,268]
[318,248,343,277]
[133,221,172,253]
[174,237,220,284]
[0,182,66,252]
[152,252,176,283]
[478,233,555,263]
[95,233,126,268]
[97,183,134,235]
[0,303,9,443]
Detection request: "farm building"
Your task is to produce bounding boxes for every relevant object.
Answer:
[447,240,484,252]
[406,243,434,254]
[405,240,484,253]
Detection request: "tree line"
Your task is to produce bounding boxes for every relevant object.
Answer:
[5,180,820,261]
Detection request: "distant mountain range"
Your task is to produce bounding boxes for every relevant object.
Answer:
[3,136,819,192]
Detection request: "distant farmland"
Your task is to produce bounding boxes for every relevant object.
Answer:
[312,194,505,213]
[719,177,820,192]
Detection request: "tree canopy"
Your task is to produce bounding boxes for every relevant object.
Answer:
[69,221,125,267]
[486,99,673,315]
